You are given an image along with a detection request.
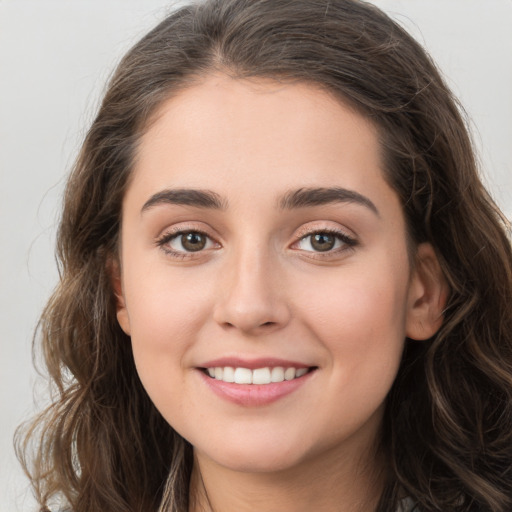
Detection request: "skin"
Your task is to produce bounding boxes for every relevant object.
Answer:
[114,74,446,512]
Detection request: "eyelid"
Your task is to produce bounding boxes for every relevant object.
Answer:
[290,223,358,256]
[155,223,221,258]
[154,221,358,259]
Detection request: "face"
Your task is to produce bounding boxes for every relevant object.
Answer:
[115,75,443,475]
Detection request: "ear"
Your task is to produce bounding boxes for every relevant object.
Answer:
[107,257,131,336]
[405,243,449,341]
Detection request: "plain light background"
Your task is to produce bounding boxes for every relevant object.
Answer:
[1,1,511,510]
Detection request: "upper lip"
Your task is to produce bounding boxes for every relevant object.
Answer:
[198,357,314,370]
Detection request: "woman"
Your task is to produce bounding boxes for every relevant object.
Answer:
[17,0,512,511]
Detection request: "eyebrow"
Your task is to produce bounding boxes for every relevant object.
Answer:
[278,187,380,216]
[141,188,227,213]
[141,186,379,216]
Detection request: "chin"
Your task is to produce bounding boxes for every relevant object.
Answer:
[192,432,309,474]
[206,451,304,474]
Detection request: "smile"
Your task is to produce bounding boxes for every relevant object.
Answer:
[198,360,317,406]
[205,366,310,384]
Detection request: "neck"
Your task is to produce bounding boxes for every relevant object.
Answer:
[188,438,386,512]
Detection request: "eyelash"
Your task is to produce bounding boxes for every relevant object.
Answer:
[155,226,358,260]
[292,227,358,258]
[155,227,215,260]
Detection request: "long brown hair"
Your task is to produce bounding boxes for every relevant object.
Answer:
[16,1,512,511]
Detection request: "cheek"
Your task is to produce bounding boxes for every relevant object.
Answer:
[295,259,409,378]
[124,283,209,424]
[122,263,214,387]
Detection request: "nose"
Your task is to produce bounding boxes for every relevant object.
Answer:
[212,245,291,335]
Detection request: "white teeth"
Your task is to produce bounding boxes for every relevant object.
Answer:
[206,366,310,384]
[252,367,271,385]
[284,367,296,380]
[223,366,235,383]
[296,368,308,378]
[271,367,284,382]
[234,367,253,384]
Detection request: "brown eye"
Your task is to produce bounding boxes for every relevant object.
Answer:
[180,232,207,252]
[157,229,217,256]
[310,233,336,252]
[295,230,356,254]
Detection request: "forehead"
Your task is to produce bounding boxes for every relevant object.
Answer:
[128,74,394,212]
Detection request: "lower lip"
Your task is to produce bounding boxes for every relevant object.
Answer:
[198,369,315,407]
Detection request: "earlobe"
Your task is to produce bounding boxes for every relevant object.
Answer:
[107,257,131,336]
[405,243,449,341]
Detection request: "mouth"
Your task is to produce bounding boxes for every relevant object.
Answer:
[202,365,316,385]
[197,358,318,406]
